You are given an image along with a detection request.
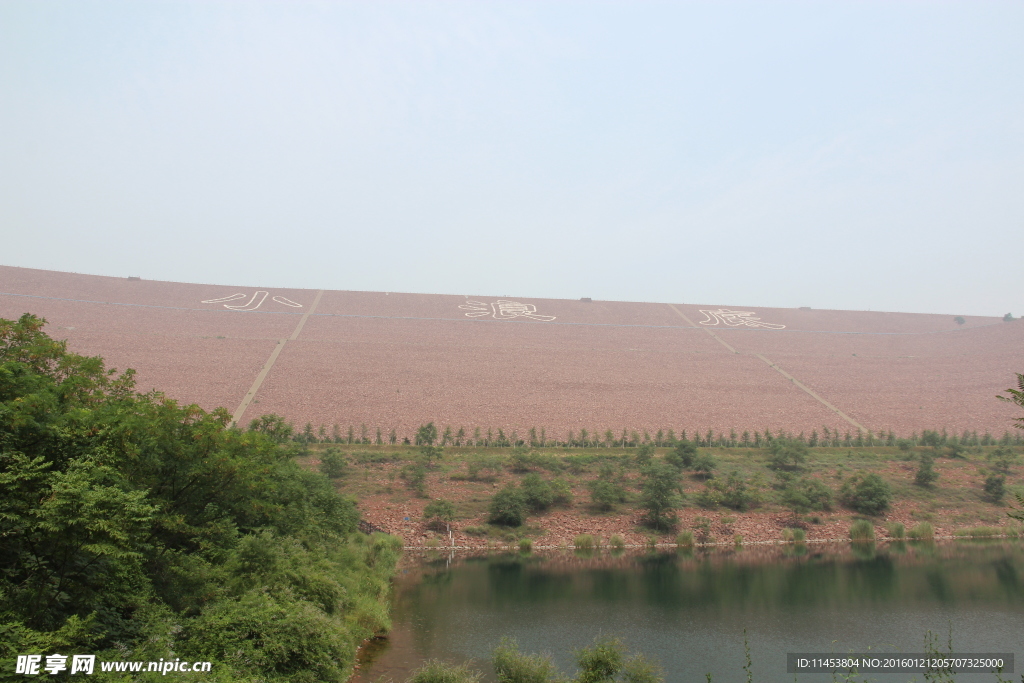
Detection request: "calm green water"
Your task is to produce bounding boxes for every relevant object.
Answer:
[354,542,1024,682]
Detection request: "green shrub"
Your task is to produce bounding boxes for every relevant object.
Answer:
[409,659,481,683]
[781,477,834,514]
[520,474,555,512]
[954,526,1002,538]
[984,474,1006,502]
[781,527,806,543]
[489,486,527,526]
[575,636,625,683]
[710,470,760,511]
[768,439,808,470]
[401,463,428,497]
[849,519,875,541]
[548,479,574,507]
[908,522,934,541]
[518,538,533,553]
[509,449,533,473]
[840,473,892,515]
[588,479,626,512]
[465,455,502,481]
[691,452,717,478]
[988,447,1019,474]
[318,448,349,478]
[573,534,595,550]
[676,530,694,548]
[463,526,488,537]
[609,534,626,550]
[665,440,696,470]
[914,455,939,487]
[492,637,561,683]
[634,443,655,467]
[423,499,457,532]
[886,522,906,539]
[639,462,683,530]
[695,486,721,509]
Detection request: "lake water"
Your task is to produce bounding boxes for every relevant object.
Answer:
[353,541,1024,682]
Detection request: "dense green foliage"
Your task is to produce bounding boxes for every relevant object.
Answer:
[489,485,528,526]
[639,462,683,529]
[0,314,400,682]
[840,472,893,515]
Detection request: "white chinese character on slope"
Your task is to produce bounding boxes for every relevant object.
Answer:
[43,655,67,675]
[697,309,785,330]
[201,292,303,312]
[459,300,555,322]
[70,656,95,675]
[16,655,41,675]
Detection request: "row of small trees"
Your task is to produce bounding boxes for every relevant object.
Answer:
[258,417,1024,450]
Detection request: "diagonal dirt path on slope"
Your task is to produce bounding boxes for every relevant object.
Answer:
[666,303,866,432]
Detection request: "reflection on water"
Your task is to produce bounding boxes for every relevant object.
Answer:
[354,542,1024,683]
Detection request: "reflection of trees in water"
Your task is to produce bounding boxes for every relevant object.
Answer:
[397,543,1024,630]
[993,557,1021,595]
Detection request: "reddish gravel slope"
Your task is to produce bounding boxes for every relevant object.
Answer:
[1,265,1020,439]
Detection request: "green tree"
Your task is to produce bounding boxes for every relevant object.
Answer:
[914,454,939,487]
[248,413,294,442]
[420,444,444,467]
[319,448,349,478]
[690,452,717,479]
[984,474,1006,503]
[0,314,398,682]
[639,462,683,530]
[781,477,834,515]
[998,373,1024,431]
[416,422,439,446]
[424,499,457,533]
[521,473,555,512]
[840,472,893,515]
[665,440,696,470]
[768,439,808,470]
[489,486,527,526]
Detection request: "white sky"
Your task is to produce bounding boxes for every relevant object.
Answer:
[2,1,1022,316]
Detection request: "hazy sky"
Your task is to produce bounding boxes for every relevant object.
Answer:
[2,1,1022,316]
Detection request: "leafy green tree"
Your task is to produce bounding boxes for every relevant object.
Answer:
[319,448,349,478]
[424,498,457,533]
[489,486,527,526]
[589,479,626,512]
[401,463,428,496]
[248,413,294,442]
[416,422,439,446]
[998,373,1024,431]
[420,444,444,467]
[521,473,555,512]
[914,454,939,487]
[768,439,808,470]
[639,462,682,530]
[634,443,655,467]
[0,314,398,682]
[705,470,760,512]
[690,452,717,479]
[781,477,834,515]
[988,447,1019,474]
[840,472,893,515]
[984,474,1006,503]
[665,440,696,470]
